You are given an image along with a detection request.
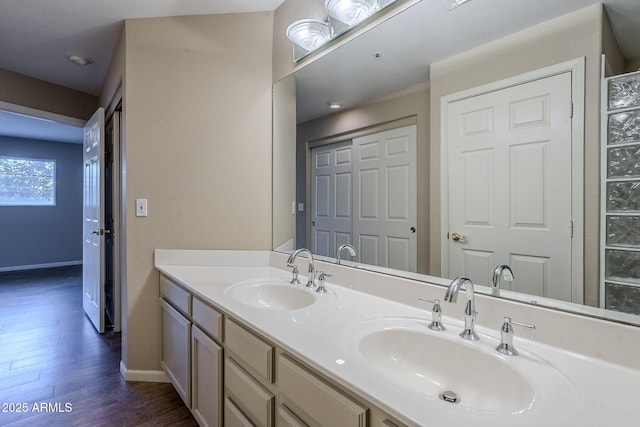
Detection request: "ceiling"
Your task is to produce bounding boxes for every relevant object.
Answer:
[0,0,285,144]
[294,0,640,123]
[1,0,639,141]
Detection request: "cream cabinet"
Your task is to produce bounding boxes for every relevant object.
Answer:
[160,274,224,427]
[224,318,275,426]
[192,325,223,427]
[160,274,408,427]
[278,354,367,427]
[160,298,191,407]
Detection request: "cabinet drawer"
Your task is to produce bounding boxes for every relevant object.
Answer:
[278,406,308,427]
[160,275,191,315]
[225,319,274,383]
[193,297,223,341]
[278,355,367,427]
[225,397,255,427]
[225,358,274,427]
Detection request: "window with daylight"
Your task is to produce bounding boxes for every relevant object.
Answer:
[0,156,56,206]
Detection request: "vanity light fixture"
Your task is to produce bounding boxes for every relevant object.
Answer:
[441,0,471,11]
[286,19,332,53]
[286,0,397,61]
[68,55,91,66]
[325,0,379,27]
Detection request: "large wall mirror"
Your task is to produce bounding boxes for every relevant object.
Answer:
[273,0,640,326]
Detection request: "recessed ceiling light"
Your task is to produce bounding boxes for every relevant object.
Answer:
[328,101,342,109]
[68,55,91,66]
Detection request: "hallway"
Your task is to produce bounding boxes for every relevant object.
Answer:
[0,266,197,426]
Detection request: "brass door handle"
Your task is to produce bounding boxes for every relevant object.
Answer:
[451,232,466,242]
[410,226,416,233]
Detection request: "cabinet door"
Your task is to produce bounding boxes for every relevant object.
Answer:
[192,325,223,427]
[160,299,191,407]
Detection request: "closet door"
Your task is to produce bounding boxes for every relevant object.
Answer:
[353,125,417,272]
[311,141,353,258]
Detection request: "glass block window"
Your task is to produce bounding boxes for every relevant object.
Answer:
[608,74,640,110]
[602,71,640,316]
[607,146,640,178]
[605,282,640,315]
[607,216,640,247]
[0,156,56,206]
[608,111,640,145]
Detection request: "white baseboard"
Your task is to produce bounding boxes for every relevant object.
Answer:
[119,360,169,383]
[0,260,82,273]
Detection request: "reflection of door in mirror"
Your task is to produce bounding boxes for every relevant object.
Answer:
[311,141,353,258]
[310,126,417,271]
[443,70,576,303]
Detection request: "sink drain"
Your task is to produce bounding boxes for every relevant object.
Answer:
[439,390,460,404]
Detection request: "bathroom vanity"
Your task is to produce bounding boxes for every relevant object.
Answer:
[155,249,640,427]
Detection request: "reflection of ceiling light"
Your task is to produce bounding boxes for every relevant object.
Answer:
[441,0,471,11]
[286,20,332,52]
[325,0,378,27]
[328,101,342,109]
[68,55,91,66]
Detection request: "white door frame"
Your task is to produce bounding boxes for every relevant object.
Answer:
[106,109,122,332]
[440,57,585,304]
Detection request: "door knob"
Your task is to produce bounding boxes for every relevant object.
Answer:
[410,226,416,233]
[451,232,466,242]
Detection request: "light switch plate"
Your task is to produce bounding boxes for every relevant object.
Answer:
[136,199,148,217]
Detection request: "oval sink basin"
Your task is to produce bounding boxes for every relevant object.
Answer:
[225,278,317,310]
[344,317,574,414]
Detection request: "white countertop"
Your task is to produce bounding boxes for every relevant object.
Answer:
[155,250,640,427]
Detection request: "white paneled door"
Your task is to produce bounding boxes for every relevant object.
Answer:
[83,107,106,333]
[311,141,353,258]
[310,126,417,271]
[353,126,417,272]
[446,72,573,301]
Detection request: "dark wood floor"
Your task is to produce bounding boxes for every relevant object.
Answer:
[0,265,198,426]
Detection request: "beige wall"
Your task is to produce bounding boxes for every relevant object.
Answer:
[602,8,625,75]
[429,5,604,306]
[0,68,97,120]
[272,75,297,249]
[296,84,430,273]
[122,12,273,371]
[625,57,640,73]
[99,26,125,110]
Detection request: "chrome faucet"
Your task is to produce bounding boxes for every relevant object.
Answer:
[443,277,479,340]
[492,265,514,296]
[287,248,316,288]
[496,317,536,356]
[418,297,446,331]
[316,271,331,294]
[336,243,357,264]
